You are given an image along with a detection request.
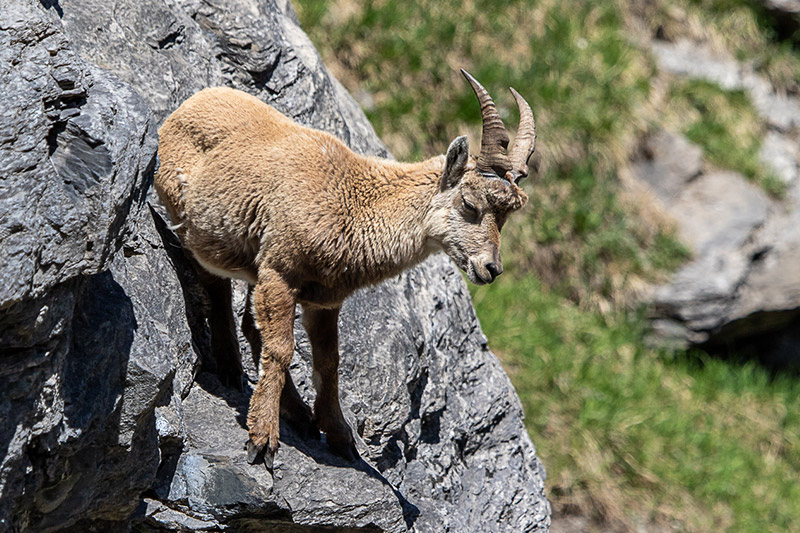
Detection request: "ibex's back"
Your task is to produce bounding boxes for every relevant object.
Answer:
[158,87,400,294]
[155,74,534,467]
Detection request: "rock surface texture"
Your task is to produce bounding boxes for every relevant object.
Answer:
[0,0,550,531]
[633,36,800,364]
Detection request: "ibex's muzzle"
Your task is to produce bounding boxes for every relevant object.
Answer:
[469,246,503,284]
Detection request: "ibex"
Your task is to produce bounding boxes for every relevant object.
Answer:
[155,70,534,467]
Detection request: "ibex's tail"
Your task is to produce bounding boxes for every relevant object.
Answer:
[166,168,189,231]
[153,158,191,234]
[154,106,205,234]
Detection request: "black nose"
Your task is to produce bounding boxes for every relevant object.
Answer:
[486,262,503,281]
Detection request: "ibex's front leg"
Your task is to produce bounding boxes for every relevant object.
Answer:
[302,305,359,461]
[242,288,318,440]
[246,270,296,467]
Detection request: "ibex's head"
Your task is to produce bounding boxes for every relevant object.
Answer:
[427,70,534,285]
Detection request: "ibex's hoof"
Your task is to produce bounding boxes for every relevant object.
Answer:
[245,439,275,471]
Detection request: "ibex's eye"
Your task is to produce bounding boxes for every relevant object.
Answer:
[462,197,479,218]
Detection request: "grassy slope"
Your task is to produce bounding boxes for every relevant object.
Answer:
[293,0,800,530]
[473,276,800,531]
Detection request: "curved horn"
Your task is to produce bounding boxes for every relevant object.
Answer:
[507,87,536,183]
[461,69,511,175]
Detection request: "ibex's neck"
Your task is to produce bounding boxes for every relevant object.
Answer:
[346,155,444,283]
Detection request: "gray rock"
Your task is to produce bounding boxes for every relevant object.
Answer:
[652,171,772,337]
[669,171,771,257]
[759,130,799,185]
[0,1,158,530]
[719,186,800,339]
[1,0,550,531]
[763,0,800,14]
[651,39,742,91]
[742,72,800,133]
[54,0,388,158]
[630,130,703,204]
[0,0,155,309]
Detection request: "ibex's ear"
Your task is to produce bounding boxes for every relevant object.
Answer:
[441,135,469,190]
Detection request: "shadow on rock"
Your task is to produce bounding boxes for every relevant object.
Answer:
[194,370,253,429]
[698,311,800,377]
[192,365,421,531]
[10,271,166,530]
[149,204,213,369]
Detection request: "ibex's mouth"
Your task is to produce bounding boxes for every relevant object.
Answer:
[471,274,489,285]
[466,261,491,285]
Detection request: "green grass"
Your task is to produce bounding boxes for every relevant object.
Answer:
[293,0,800,530]
[506,160,689,303]
[472,275,800,531]
[665,79,786,197]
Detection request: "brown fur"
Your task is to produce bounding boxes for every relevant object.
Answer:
[155,86,528,464]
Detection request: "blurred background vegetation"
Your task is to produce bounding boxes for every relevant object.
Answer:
[293,0,800,530]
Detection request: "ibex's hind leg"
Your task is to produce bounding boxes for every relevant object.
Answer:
[246,270,296,468]
[302,305,359,461]
[242,287,318,441]
[241,286,261,371]
[192,262,244,390]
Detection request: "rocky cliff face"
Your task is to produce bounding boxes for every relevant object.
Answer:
[0,0,550,531]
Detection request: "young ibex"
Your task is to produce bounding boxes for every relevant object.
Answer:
[155,70,534,467]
